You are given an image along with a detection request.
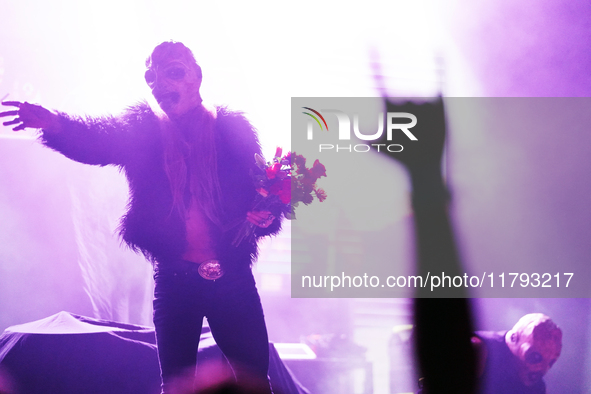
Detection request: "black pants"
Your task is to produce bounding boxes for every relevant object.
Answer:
[153,259,271,393]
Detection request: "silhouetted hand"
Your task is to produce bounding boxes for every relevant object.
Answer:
[373,97,446,176]
[1,101,60,131]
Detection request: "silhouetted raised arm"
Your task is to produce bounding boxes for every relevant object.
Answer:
[373,97,477,394]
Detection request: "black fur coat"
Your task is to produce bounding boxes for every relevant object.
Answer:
[41,102,281,269]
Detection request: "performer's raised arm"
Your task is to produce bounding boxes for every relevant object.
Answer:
[1,101,61,132]
[1,100,146,167]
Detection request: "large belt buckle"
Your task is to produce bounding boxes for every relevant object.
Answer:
[198,259,224,280]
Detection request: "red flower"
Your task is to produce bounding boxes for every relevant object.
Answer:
[297,166,310,178]
[235,150,326,247]
[283,152,291,165]
[269,177,291,204]
[315,188,327,202]
[291,182,305,203]
[301,176,315,194]
[301,192,314,204]
[293,153,306,168]
[266,162,281,179]
[310,159,327,179]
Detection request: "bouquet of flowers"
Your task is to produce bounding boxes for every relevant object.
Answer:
[232,147,327,247]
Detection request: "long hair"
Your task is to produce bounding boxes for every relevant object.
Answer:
[161,107,224,228]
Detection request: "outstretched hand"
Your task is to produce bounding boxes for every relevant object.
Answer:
[1,101,60,131]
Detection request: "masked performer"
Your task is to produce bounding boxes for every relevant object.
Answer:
[1,41,280,393]
[472,313,562,394]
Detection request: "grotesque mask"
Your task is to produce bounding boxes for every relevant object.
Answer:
[506,313,562,386]
[145,42,203,118]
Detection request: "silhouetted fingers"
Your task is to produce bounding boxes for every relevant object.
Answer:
[12,123,26,131]
[0,110,19,118]
[3,118,20,126]
[1,101,22,108]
